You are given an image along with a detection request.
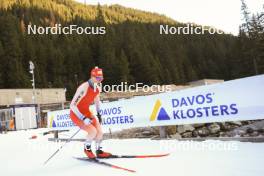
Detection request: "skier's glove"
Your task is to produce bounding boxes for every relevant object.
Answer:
[97,112,102,124]
[83,118,91,125]
[83,117,96,126]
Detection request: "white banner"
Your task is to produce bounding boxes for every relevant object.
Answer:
[47,109,75,129]
[47,75,264,131]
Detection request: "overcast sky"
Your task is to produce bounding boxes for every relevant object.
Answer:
[75,0,263,35]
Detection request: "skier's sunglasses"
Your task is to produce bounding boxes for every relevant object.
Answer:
[95,76,104,81]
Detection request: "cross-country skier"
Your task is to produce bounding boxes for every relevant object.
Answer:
[70,66,111,159]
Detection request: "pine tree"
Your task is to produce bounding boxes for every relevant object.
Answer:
[240,0,264,75]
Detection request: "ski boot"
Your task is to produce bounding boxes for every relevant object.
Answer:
[96,149,112,158]
[84,146,96,159]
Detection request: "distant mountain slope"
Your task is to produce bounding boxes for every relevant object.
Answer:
[0,0,176,24]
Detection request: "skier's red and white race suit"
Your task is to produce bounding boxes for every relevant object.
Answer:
[70,81,100,132]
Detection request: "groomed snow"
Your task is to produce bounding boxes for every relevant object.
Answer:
[1,128,264,176]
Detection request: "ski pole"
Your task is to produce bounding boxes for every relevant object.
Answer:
[43,128,81,165]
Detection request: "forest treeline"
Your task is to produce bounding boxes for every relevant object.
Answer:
[0,0,263,98]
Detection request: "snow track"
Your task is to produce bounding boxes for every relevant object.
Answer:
[1,129,264,176]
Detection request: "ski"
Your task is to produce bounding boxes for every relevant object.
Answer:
[74,157,136,173]
[98,153,170,159]
[76,153,169,160]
